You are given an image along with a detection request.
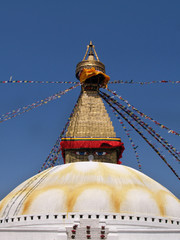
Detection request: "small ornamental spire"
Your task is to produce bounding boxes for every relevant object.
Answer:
[82,41,100,61]
[75,41,110,88]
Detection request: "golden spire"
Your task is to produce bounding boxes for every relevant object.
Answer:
[60,42,124,164]
[75,41,106,80]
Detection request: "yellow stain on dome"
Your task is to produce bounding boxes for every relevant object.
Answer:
[1,163,179,218]
[52,163,76,179]
[22,183,117,214]
[152,190,167,216]
[128,168,167,193]
[126,167,148,185]
[71,162,133,181]
[111,184,176,216]
[66,183,116,212]
[0,170,48,216]
[111,184,158,213]
[51,163,134,187]
[154,190,180,217]
[22,184,71,215]
[21,181,174,216]
[21,183,122,214]
[110,185,131,213]
[116,185,178,217]
[0,192,15,214]
[98,163,129,179]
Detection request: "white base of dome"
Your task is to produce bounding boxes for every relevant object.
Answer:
[0,212,179,240]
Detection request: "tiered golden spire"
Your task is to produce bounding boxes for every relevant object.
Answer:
[60,42,124,164]
[65,90,116,138]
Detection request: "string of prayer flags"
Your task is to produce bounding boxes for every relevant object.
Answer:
[105,88,180,137]
[112,109,142,170]
[99,92,180,180]
[109,80,180,84]
[0,84,80,123]
[39,92,82,172]
[100,90,180,162]
[1,78,179,85]
[0,80,79,84]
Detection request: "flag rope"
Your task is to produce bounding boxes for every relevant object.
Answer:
[39,91,82,172]
[109,80,180,84]
[0,80,78,84]
[99,92,180,180]
[100,90,180,162]
[0,84,80,123]
[105,88,180,137]
[111,109,142,170]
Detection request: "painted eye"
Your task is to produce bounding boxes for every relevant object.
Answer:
[75,151,87,156]
[95,152,107,156]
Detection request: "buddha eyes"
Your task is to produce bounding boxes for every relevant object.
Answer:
[75,151,107,156]
[95,152,107,156]
[75,151,88,156]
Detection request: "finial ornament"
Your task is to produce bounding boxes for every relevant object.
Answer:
[75,41,106,80]
[82,41,100,61]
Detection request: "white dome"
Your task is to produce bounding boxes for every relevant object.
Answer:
[0,162,179,218]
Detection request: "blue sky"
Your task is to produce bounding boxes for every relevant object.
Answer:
[0,0,180,200]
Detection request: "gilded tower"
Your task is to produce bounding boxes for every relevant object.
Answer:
[61,41,124,164]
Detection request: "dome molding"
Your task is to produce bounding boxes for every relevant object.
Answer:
[0,212,180,228]
[0,212,180,240]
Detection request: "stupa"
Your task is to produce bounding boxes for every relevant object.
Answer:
[0,42,179,240]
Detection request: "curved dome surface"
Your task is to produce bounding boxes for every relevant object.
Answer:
[0,162,179,218]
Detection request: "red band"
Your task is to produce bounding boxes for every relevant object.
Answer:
[60,139,125,162]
